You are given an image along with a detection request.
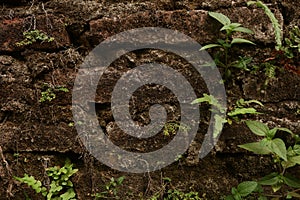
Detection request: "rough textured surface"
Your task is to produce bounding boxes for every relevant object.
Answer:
[0,0,300,199]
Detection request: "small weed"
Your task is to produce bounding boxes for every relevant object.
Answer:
[14,159,78,200]
[40,84,69,103]
[163,122,190,136]
[93,176,125,199]
[192,94,263,137]
[16,29,54,46]
[226,121,300,199]
[248,1,300,76]
[200,11,255,80]
[283,26,300,58]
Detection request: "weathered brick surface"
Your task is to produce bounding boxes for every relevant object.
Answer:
[86,7,283,47]
[0,15,70,52]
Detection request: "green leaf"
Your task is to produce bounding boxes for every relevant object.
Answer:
[294,145,300,155]
[259,172,280,185]
[14,174,44,194]
[231,38,256,45]
[245,120,269,136]
[225,195,235,200]
[237,181,258,197]
[283,175,300,188]
[233,27,254,34]
[227,108,260,117]
[200,44,222,50]
[208,11,231,25]
[192,94,225,113]
[267,128,277,139]
[270,138,287,161]
[274,127,293,135]
[272,183,282,193]
[289,155,300,164]
[238,141,271,154]
[221,23,241,31]
[231,187,242,200]
[60,188,76,200]
[243,100,263,107]
[213,114,227,138]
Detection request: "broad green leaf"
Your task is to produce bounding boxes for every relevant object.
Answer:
[282,159,297,169]
[200,44,222,50]
[227,108,259,117]
[231,38,256,45]
[233,27,254,34]
[283,175,300,188]
[237,181,258,197]
[208,11,231,25]
[294,145,300,155]
[245,120,269,136]
[238,141,271,154]
[270,138,287,161]
[289,155,300,164]
[259,172,280,185]
[274,127,293,135]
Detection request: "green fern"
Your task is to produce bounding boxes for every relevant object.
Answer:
[14,159,78,200]
[14,174,47,196]
[248,1,282,50]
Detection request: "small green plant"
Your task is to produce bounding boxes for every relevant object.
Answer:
[16,29,54,46]
[283,26,300,58]
[40,84,69,103]
[200,12,255,79]
[227,98,263,124]
[93,176,125,199]
[163,122,190,136]
[226,121,300,199]
[248,1,300,79]
[14,159,78,200]
[192,94,263,137]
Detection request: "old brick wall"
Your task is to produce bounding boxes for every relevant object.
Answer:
[0,0,299,199]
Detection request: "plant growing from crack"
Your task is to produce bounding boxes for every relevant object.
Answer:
[248,1,300,81]
[192,94,263,138]
[226,121,300,199]
[93,176,125,200]
[14,159,78,200]
[200,12,255,80]
[40,84,69,103]
[16,29,54,46]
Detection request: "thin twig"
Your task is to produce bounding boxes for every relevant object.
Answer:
[0,146,14,197]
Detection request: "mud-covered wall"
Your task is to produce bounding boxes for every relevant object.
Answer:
[0,0,299,199]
